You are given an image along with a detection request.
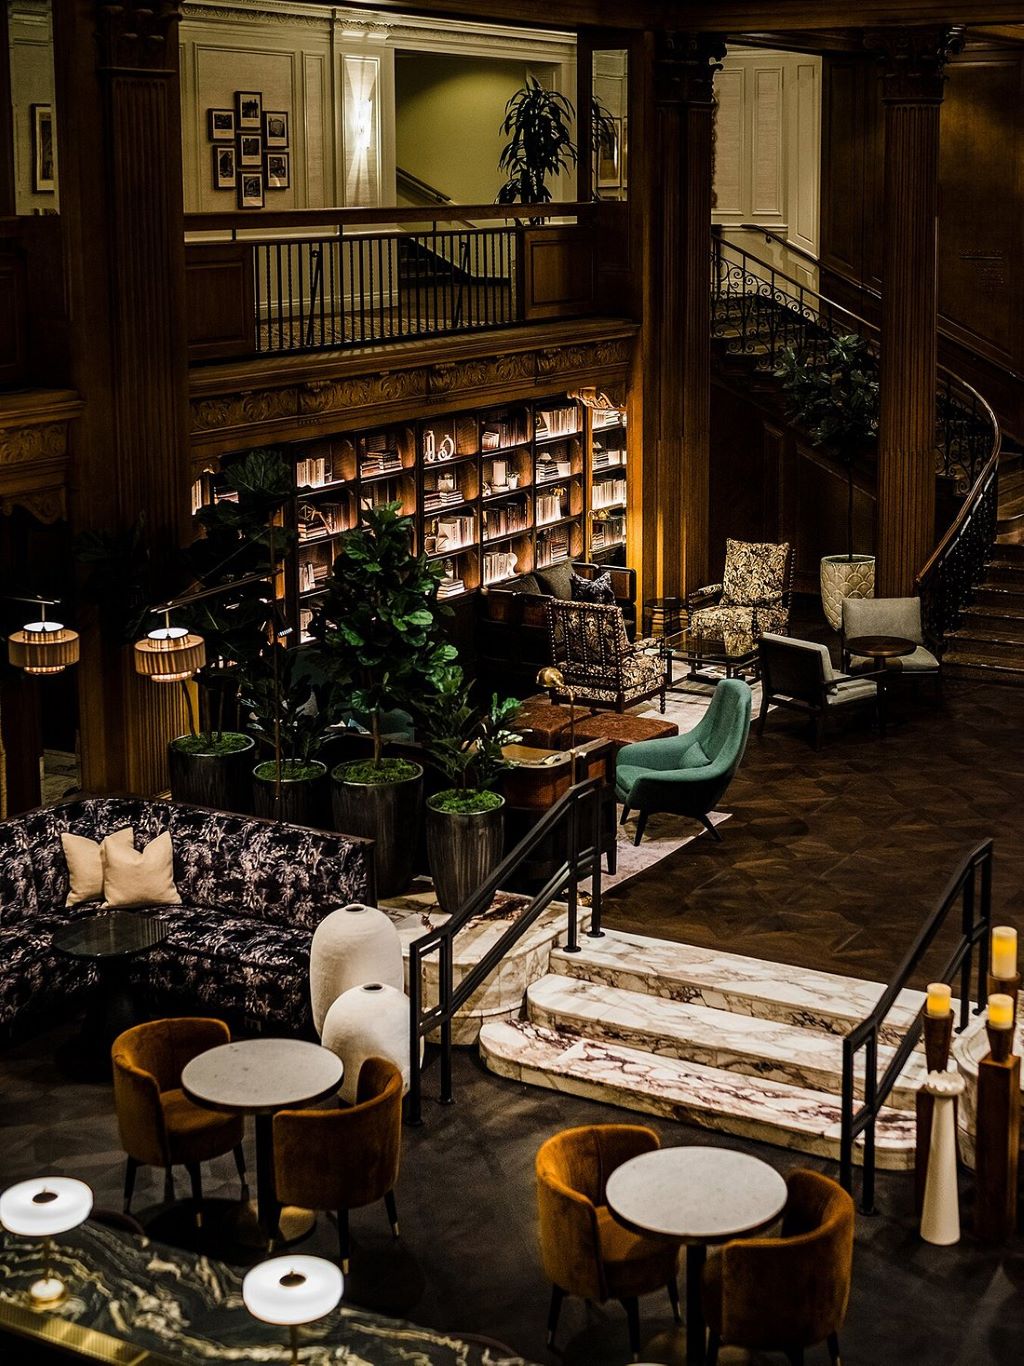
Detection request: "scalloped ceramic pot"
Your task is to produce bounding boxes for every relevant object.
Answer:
[820,554,875,631]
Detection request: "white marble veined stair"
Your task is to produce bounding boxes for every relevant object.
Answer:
[477,929,938,1168]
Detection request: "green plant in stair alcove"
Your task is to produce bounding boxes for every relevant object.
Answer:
[775,334,880,561]
[415,665,521,814]
[497,76,577,206]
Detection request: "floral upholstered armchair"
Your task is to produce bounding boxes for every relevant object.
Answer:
[688,539,795,639]
[546,599,667,713]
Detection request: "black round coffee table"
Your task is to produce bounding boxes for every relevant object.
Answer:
[52,911,168,1080]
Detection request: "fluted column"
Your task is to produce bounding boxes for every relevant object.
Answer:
[867,27,963,597]
[54,0,190,794]
[639,33,725,601]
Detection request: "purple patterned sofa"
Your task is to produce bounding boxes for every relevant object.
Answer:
[0,796,375,1038]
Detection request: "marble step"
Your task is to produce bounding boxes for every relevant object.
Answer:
[479,1020,916,1169]
[525,975,926,1110]
[548,929,929,1048]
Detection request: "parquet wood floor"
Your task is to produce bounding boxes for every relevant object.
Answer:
[604,675,1024,988]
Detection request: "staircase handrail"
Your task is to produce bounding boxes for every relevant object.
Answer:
[396,165,476,230]
[731,222,825,270]
[839,838,993,1211]
[406,775,607,1124]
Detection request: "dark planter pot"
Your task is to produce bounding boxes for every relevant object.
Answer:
[168,735,255,814]
[331,761,423,898]
[425,796,505,915]
[252,760,330,827]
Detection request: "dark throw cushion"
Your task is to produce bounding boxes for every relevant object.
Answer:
[534,561,575,601]
[571,570,616,605]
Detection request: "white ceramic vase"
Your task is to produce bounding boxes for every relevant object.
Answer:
[920,1070,966,1246]
[322,981,413,1103]
[819,554,876,631]
[309,903,403,1037]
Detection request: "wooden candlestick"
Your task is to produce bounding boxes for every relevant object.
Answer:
[915,1010,956,1213]
[987,971,1021,1023]
[986,1021,1014,1064]
[974,1050,1020,1242]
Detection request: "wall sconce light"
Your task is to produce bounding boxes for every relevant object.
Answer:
[243,1255,343,1364]
[0,1176,93,1307]
[133,609,206,684]
[354,97,373,156]
[7,599,80,676]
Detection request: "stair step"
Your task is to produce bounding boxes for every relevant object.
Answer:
[526,975,925,1110]
[958,603,1024,627]
[479,1020,915,1168]
[945,630,1024,661]
[548,929,924,1047]
[973,584,1024,609]
[991,539,1024,560]
[942,651,1024,684]
[985,561,1024,586]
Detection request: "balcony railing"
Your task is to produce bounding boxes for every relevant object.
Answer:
[184,203,596,363]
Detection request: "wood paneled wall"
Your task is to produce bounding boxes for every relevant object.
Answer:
[820,42,1024,438]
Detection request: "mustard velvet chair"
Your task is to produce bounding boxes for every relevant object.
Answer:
[111,1018,246,1214]
[702,1169,854,1366]
[536,1124,681,1361]
[273,1055,403,1273]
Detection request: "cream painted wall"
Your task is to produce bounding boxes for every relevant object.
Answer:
[7,0,58,214]
[395,52,551,206]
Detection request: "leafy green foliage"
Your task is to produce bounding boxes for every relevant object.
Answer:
[429,788,504,815]
[170,732,250,756]
[309,501,456,767]
[416,665,521,794]
[239,644,330,768]
[334,757,422,786]
[775,335,879,559]
[497,76,577,206]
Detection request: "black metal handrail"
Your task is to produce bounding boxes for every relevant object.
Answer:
[839,839,993,1211]
[407,776,607,1125]
[916,446,1001,647]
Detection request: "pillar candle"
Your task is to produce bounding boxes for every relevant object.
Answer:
[991,927,1018,982]
[926,983,951,1018]
[988,993,1014,1031]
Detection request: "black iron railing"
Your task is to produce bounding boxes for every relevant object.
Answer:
[252,225,517,353]
[917,449,1000,647]
[839,839,993,1211]
[407,776,608,1125]
[711,236,999,492]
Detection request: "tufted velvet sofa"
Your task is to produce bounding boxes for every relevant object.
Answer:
[0,796,375,1038]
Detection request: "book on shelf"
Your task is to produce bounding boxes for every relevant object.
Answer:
[483,499,529,540]
[536,529,569,567]
[535,405,580,440]
[592,408,625,431]
[437,577,465,600]
[434,513,476,553]
[481,413,529,450]
[592,477,627,510]
[297,501,346,539]
[296,455,334,489]
[483,548,519,584]
[536,455,571,483]
[536,492,564,526]
[591,515,626,550]
[360,453,404,477]
[592,444,625,470]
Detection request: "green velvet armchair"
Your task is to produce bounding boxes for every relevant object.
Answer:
[615,678,752,845]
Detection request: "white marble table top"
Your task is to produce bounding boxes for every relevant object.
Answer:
[182,1039,343,1115]
[605,1146,787,1245]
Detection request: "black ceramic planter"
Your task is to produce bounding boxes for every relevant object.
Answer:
[252,760,330,827]
[331,761,423,898]
[424,796,505,915]
[167,735,255,814]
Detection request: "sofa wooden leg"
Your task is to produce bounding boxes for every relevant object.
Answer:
[757,697,770,737]
[633,811,648,847]
[233,1143,247,1193]
[546,1284,565,1348]
[123,1157,139,1215]
[186,1162,203,1226]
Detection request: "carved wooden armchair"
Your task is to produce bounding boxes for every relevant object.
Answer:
[546,600,666,714]
[689,539,795,639]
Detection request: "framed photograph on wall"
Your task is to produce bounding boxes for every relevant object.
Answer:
[238,171,265,210]
[266,151,290,190]
[264,111,289,148]
[236,91,262,130]
[31,104,55,193]
[597,117,621,190]
[208,108,234,142]
[213,144,237,190]
[238,134,263,167]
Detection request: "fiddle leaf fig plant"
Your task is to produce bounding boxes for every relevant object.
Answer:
[417,665,521,812]
[497,76,577,205]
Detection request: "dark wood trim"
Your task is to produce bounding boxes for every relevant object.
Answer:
[183,201,590,233]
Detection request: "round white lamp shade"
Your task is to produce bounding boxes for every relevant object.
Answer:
[309,904,403,1037]
[322,982,415,1104]
[0,1177,93,1237]
[243,1255,343,1326]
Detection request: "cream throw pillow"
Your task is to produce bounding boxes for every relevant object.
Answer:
[101,828,180,908]
[61,832,106,907]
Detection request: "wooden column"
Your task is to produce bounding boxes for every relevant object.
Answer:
[867,27,963,598]
[53,0,190,795]
[638,32,724,603]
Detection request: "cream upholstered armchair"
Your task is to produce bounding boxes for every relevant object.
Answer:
[689,539,795,638]
[546,599,666,713]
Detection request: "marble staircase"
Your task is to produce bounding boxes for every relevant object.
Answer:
[479,929,923,1169]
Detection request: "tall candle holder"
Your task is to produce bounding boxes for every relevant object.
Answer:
[986,971,1020,1024]
[974,992,1020,1243]
[915,986,955,1213]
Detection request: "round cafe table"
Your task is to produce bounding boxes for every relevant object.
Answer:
[845,634,917,670]
[182,1038,342,1249]
[605,1147,787,1366]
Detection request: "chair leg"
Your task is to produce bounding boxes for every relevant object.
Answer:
[163,1167,174,1204]
[384,1189,399,1238]
[336,1208,350,1273]
[123,1157,139,1215]
[659,686,666,715]
[667,1276,681,1324]
[633,810,648,847]
[707,1330,721,1366]
[620,804,630,826]
[700,813,721,842]
[756,694,770,737]
[827,1330,842,1364]
[620,1296,641,1361]
[546,1284,565,1349]
[186,1162,203,1227]
[233,1143,247,1193]
[813,713,826,750]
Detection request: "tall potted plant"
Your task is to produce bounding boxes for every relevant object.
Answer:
[775,335,880,629]
[241,644,331,826]
[170,447,295,811]
[497,76,577,206]
[311,501,456,896]
[418,667,520,914]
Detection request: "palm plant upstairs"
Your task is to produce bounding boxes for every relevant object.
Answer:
[497,76,577,205]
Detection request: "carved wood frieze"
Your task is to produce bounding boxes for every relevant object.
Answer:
[298,369,428,416]
[537,338,633,377]
[190,387,297,432]
[0,404,77,525]
[864,26,965,103]
[0,420,69,465]
[428,353,535,394]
